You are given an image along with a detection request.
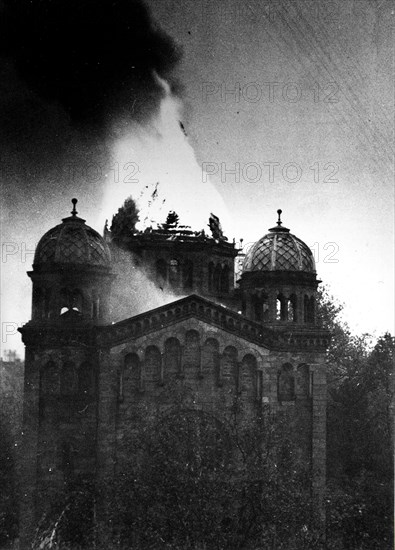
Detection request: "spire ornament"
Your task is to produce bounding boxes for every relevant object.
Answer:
[269,209,290,233]
[71,198,78,217]
[277,209,282,227]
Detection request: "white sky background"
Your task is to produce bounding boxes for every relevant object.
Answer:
[1,0,394,357]
[146,0,394,338]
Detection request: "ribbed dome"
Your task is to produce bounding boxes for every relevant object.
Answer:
[243,211,315,273]
[34,200,111,268]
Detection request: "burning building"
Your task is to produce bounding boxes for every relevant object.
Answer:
[18,199,329,547]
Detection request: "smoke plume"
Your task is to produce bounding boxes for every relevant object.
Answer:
[0,0,182,355]
[101,75,231,234]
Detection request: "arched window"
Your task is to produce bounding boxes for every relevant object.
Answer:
[202,338,220,382]
[278,363,295,401]
[288,294,297,322]
[183,260,194,290]
[41,360,58,394]
[184,330,200,376]
[156,259,167,284]
[124,353,141,391]
[145,346,161,386]
[60,361,77,395]
[78,361,95,396]
[276,294,287,321]
[220,265,230,293]
[169,259,179,286]
[262,295,269,321]
[59,288,71,315]
[164,338,181,379]
[71,289,83,313]
[253,294,269,322]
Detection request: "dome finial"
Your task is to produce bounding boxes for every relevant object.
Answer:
[277,209,282,226]
[71,198,78,217]
[269,209,289,233]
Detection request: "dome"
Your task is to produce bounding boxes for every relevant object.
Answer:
[243,210,315,273]
[34,199,111,268]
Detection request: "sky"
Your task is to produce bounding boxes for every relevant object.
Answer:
[0,0,393,357]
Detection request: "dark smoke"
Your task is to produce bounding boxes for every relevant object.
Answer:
[0,0,181,226]
[0,0,181,132]
[0,0,182,349]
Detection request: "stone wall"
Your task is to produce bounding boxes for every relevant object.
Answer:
[19,320,327,548]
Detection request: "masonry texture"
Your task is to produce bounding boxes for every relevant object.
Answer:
[19,203,330,548]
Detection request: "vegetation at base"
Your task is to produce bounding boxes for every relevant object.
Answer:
[34,408,323,549]
[318,286,393,549]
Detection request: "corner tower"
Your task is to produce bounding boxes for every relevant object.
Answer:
[18,200,114,549]
[239,210,328,521]
[239,210,318,326]
[30,198,113,324]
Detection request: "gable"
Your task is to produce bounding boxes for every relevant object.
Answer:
[96,294,276,350]
[110,316,270,361]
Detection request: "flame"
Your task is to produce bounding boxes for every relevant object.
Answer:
[101,73,231,234]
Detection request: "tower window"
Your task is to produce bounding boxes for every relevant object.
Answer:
[253,294,269,322]
[169,259,179,286]
[276,294,287,321]
[59,288,70,315]
[288,294,297,322]
[71,289,83,313]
